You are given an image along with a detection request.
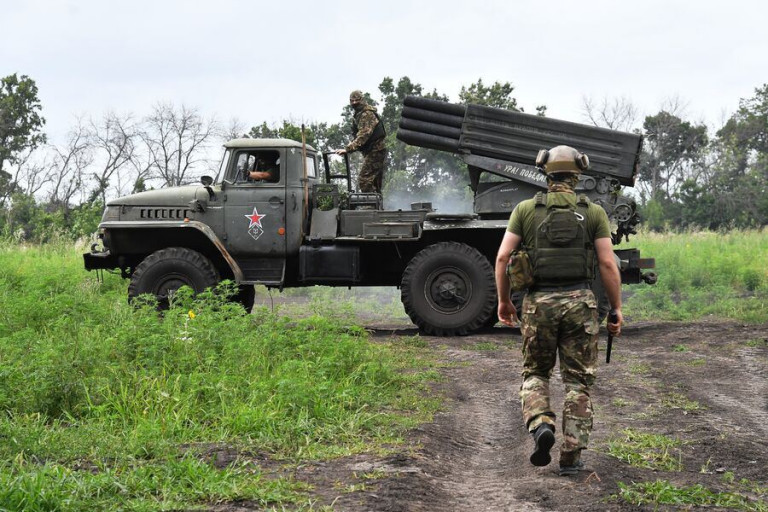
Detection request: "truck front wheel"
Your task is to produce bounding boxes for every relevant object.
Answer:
[401,242,496,336]
[128,247,220,308]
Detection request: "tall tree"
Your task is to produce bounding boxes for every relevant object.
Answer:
[141,103,217,187]
[708,84,768,227]
[0,74,46,197]
[581,95,639,131]
[88,112,136,204]
[637,109,708,202]
[48,119,92,210]
[458,78,519,110]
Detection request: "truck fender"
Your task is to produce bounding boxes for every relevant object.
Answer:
[100,220,244,282]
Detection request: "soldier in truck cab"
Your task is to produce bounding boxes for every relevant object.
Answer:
[244,153,279,182]
[335,90,387,193]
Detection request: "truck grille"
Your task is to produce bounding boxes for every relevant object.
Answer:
[140,208,190,220]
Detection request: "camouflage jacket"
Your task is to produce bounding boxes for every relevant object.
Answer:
[346,105,386,153]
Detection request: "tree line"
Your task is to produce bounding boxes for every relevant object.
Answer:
[1,73,767,241]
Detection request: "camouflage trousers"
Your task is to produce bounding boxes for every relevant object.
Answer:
[519,288,600,465]
[358,148,386,193]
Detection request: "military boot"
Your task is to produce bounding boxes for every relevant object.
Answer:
[559,460,584,476]
[529,423,555,467]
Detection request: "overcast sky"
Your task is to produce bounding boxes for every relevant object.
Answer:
[2,0,767,145]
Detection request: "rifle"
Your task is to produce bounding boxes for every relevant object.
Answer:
[605,309,619,364]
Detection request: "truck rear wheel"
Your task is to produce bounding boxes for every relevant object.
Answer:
[128,247,220,308]
[401,242,496,336]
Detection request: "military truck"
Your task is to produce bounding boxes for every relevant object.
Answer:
[84,96,656,336]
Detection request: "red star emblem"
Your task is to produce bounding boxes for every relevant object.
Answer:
[244,207,266,228]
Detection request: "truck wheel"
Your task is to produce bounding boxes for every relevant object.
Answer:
[401,242,496,336]
[128,247,220,308]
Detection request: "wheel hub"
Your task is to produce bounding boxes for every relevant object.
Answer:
[426,268,471,312]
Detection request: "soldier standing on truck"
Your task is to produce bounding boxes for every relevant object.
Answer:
[494,145,623,476]
[335,90,386,193]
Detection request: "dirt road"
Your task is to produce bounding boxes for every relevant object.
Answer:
[295,318,768,511]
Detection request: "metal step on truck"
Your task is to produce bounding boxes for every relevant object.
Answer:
[84,96,656,336]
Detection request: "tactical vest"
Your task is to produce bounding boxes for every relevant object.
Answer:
[352,107,386,152]
[530,192,595,286]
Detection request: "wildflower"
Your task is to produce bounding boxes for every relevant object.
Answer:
[188,310,196,319]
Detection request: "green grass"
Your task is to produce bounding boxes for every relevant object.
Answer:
[606,429,683,471]
[627,362,652,375]
[661,392,705,412]
[617,480,767,511]
[0,242,440,510]
[619,229,768,322]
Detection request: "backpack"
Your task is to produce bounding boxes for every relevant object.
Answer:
[530,192,595,286]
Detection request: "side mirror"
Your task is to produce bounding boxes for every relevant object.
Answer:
[201,175,214,199]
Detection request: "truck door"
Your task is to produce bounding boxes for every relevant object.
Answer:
[223,149,286,284]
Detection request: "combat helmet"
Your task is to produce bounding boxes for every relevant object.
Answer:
[535,145,590,175]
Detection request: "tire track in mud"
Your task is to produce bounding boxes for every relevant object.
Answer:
[362,321,768,512]
[367,337,579,512]
[411,349,542,512]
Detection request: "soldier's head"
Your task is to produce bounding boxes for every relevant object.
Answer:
[535,145,589,190]
[349,90,365,111]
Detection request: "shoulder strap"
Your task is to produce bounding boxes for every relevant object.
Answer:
[534,192,546,207]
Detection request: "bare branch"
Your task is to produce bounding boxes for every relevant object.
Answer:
[87,111,137,204]
[140,103,217,187]
[581,95,639,131]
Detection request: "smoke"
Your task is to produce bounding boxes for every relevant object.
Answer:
[383,184,474,214]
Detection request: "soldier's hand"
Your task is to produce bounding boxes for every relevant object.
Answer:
[498,301,519,328]
[607,309,623,336]
[335,149,347,155]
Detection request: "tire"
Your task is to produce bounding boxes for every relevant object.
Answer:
[233,284,255,313]
[128,247,220,308]
[401,242,496,336]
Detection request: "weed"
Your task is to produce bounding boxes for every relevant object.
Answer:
[618,229,768,323]
[661,392,705,412]
[746,338,766,347]
[402,336,428,348]
[606,429,683,471]
[628,362,652,375]
[673,344,689,352]
[612,398,632,408]
[617,479,767,511]
[360,469,387,480]
[688,358,707,366]
[0,244,441,510]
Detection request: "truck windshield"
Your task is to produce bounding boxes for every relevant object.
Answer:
[215,149,232,183]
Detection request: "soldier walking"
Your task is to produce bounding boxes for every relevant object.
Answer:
[494,145,623,476]
[335,90,387,193]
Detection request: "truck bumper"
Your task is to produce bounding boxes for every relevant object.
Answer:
[615,248,656,285]
[83,250,119,271]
